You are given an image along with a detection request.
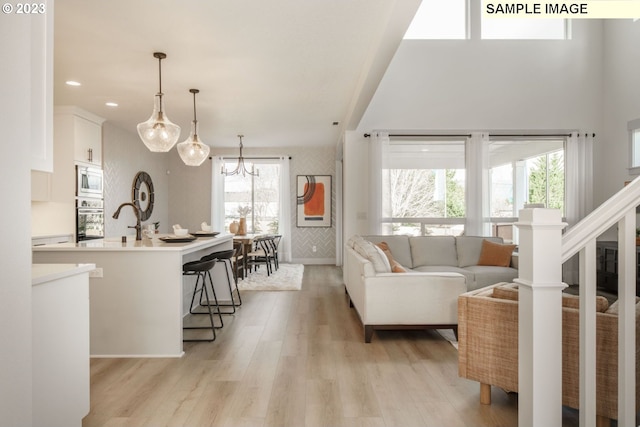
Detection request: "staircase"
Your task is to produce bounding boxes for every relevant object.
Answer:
[518,178,638,427]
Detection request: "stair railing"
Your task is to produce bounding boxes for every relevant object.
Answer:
[517,177,638,426]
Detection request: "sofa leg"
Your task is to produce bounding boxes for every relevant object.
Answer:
[349,298,354,308]
[595,415,610,427]
[480,383,491,405]
[364,325,374,343]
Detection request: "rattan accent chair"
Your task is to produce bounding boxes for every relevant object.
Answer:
[458,282,640,427]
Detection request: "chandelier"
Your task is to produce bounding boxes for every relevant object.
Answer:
[136,52,181,152]
[177,89,210,166]
[221,135,259,177]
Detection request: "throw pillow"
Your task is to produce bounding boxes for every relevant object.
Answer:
[375,242,407,273]
[606,297,640,315]
[354,239,391,273]
[477,239,517,267]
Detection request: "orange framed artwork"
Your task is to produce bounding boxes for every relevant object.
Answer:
[296,175,331,227]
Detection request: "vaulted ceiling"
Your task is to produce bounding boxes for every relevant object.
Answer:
[53,0,420,148]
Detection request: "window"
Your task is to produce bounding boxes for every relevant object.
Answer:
[222,161,280,234]
[628,118,640,174]
[481,16,568,39]
[381,139,466,236]
[404,0,468,40]
[488,138,566,242]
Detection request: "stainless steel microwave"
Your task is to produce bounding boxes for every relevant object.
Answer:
[76,165,103,198]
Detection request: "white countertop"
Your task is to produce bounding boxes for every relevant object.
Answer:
[32,263,96,286]
[32,233,233,252]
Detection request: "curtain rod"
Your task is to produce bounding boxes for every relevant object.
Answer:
[364,132,596,138]
[209,156,292,160]
[490,133,593,138]
[364,133,471,138]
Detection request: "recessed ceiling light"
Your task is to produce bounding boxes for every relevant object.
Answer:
[65,80,81,86]
[105,102,118,107]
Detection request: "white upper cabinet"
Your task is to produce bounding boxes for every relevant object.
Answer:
[54,107,106,166]
[73,113,104,165]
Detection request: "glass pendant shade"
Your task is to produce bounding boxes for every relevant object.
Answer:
[177,120,210,166]
[137,93,181,152]
[137,52,180,152]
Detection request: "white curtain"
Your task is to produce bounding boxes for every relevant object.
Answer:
[466,132,490,236]
[211,157,225,232]
[278,156,292,262]
[566,132,594,226]
[564,132,594,285]
[368,132,389,235]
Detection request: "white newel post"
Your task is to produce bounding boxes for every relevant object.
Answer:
[514,209,567,427]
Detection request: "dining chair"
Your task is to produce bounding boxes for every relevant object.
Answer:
[246,236,274,276]
[232,240,245,281]
[268,234,282,270]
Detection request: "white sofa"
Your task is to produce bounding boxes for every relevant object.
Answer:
[344,235,519,343]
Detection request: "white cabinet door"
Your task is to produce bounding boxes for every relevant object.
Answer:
[32,270,90,427]
[73,115,103,166]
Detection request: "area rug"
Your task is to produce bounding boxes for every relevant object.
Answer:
[237,263,304,291]
[436,329,459,350]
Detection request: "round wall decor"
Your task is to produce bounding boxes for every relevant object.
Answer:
[132,171,154,221]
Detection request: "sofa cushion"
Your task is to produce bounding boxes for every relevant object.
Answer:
[456,236,503,267]
[477,239,517,267]
[410,236,458,267]
[353,239,391,273]
[364,235,412,268]
[375,242,407,273]
[412,265,472,287]
[464,265,519,290]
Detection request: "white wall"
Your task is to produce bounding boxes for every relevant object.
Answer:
[346,20,605,241]
[103,122,170,236]
[168,151,212,232]
[0,13,34,427]
[358,20,603,133]
[598,20,640,207]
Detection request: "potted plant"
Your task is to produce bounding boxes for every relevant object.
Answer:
[153,221,160,234]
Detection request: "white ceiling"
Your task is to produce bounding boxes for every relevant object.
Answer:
[53,0,420,148]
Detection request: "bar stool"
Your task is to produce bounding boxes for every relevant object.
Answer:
[201,249,242,313]
[182,258,223,342]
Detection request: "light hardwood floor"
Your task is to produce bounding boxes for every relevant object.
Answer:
[83,265,581,427]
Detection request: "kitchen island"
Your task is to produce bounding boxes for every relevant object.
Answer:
[33,233,234,357]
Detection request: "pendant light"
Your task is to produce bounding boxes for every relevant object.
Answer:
[221,135,259,176]
[177,89,210,166]
[137,52,181,152]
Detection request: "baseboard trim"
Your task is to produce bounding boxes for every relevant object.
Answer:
[90,352,185,358]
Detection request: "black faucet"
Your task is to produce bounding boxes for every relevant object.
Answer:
[112,202,142,241]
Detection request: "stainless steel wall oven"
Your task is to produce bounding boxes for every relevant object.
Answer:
[76,197,104,241]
